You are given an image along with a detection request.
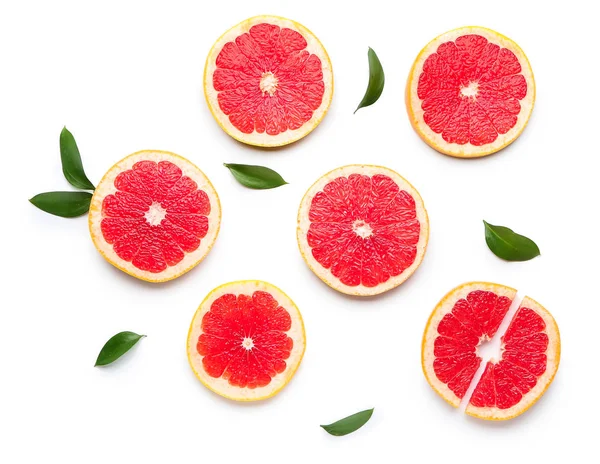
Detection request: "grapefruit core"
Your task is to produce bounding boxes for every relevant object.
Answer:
[406,27,535,158]
[297,165,429,296]
[422,282,560,420]
[204,15,334,147]
[187,281,306,401]
[89,150,221,282]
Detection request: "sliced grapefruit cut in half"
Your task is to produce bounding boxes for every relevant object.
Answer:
[466,296,561,420]
[297,165,429,296]
[89,150,221,282]
[187,281,305,401]
[406,26,535,158]
[422,283,560,420]
[204,15,333,147]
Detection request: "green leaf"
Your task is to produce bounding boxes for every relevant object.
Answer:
[320,408,374,436]
[29,191,92,218]
[224,163,288,189]
[483,220,541,261]
[60,127,95,190]
[354,47,385,113]
[95,332,146,367]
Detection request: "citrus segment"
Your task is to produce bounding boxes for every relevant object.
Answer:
[466,297,560,420]
[297,165,429,296]
[89,151,221,282]
[204,15,333,147]
[406,27,535,157]
[187,281,305,401]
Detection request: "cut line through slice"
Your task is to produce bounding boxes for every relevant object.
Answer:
[422,282,561,420]
[458,292,523,412]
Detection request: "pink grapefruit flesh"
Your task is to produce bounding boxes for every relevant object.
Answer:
[466,296,560,419]
[89,151,221,282]
[422,283,560,420]
[204,15,333,147]
[297,165,429,296]
[406,27,535,157]
[187,281,305,401]
[431,287,514,401]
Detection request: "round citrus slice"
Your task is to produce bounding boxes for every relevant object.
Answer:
[406,26,535,158]
[89,150,221,282]
[204,15,333,147]
[187,281,306,401]
[297,165,429,296]
[422,282,560,420]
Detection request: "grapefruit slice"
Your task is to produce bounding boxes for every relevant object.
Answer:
[204,15,334,147]
[422,283,560,420]
[406,27,535,158]
[89,150,221,282]
[187,281,306,401]
[297,165,429,296]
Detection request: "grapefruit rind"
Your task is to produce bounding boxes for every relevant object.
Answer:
[186,280,306,402]
[88,150,221,283]
[465,296,561,420]
[421,282,517,407]
[297,164,429,296]
[204,15,334,147]
[405,26,535,158]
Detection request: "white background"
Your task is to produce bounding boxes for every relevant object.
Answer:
[1,0,598,462]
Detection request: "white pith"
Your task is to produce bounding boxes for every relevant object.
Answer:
[204,15,334,147]
[242,337,254,350]
[352,219,373,238]
[88,150,221,283]
[259,72,278,96]
[422,283,561,420]
[187,281,306,401]
[144,202,167,226]
[422,282,517,407]
[460,81,479,98]
[465,296,561,420]
[474,335,493,359]
[406,26,535,158]
[297,165,429,296]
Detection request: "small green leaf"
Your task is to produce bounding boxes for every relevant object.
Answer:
[483,220,540,261]
[29,191,92,218]
[354,47,385,113]
[224,163,288,189]
[320,408,374,436]
[60,127,95,190]
[95,332,146,367]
